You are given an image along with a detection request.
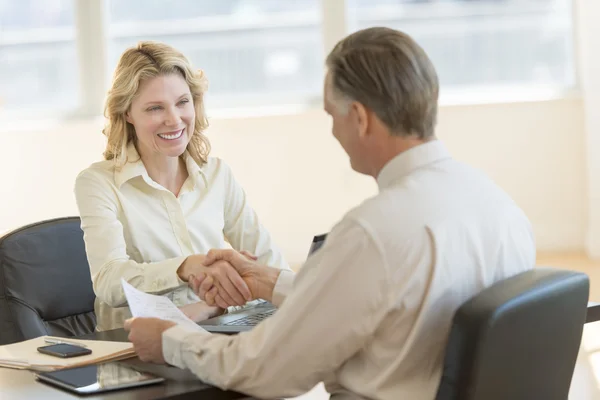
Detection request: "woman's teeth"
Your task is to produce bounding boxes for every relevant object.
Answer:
[158,130,183,140]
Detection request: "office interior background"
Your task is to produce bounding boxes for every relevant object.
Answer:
[1,0,599,269]
[3,1,600,398]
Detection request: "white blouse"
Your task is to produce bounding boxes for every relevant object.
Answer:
[74,144,289,331]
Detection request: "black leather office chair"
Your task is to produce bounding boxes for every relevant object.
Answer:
[0,217,96,345]
[435,268,589,400]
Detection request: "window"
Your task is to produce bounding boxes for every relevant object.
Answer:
[0,0,78,112]
[347,0,575,97]
[107,0,323,109]
[0,0,578,117]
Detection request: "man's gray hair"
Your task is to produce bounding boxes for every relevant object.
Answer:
[326,27,439,139]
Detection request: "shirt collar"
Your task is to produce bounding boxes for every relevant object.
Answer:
[114,142,204,189]
[182,150,204,190]
[376,140,451,191]
[114,143,148,188]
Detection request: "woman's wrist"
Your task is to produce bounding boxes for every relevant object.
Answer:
[177,257,191,281]
[177,254,206,281]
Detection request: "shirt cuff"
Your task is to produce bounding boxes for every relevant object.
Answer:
[146,255,188,293]
[162,325,209,369]
[272,270,295,307]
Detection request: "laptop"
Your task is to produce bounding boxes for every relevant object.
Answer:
[198,233,328,333]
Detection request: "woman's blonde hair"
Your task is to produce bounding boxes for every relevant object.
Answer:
[102,41,210,167]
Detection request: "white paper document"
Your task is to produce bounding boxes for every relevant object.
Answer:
[121,279,203,332]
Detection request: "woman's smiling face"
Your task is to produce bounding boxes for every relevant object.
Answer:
[126,73,195,160]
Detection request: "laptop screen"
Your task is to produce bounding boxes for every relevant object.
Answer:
[307,233,327,258]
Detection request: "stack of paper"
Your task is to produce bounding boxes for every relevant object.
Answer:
[0,336,135,372]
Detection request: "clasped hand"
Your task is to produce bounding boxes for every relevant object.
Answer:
[179,250,260,309]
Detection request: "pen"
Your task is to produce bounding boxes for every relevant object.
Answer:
[44,338,88,348]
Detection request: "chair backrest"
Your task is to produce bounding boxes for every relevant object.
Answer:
[436,268,589,400]
[0,217,96,345]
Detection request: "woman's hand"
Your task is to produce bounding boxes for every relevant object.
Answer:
[178,301,224,323]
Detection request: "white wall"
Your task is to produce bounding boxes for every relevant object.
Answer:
[576,0,600,258]
[0,98,586,265]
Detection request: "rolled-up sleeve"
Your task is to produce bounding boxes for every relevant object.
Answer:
[161,219,390,399]
[75,170,187,308]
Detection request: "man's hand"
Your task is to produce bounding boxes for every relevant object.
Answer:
[177,254,251,306]
[189,273,232,308]
[190,249,281,307]
[124,318,176,364]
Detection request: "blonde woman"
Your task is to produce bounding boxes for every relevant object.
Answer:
[75,41,289,331]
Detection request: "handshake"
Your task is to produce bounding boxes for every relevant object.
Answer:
[176,249,280,310]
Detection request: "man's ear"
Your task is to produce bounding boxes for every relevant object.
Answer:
[351,102,370,138]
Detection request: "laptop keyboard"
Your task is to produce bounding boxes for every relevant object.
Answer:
[224,308,276,326]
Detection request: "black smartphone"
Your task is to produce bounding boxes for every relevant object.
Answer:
[37,344,92,358]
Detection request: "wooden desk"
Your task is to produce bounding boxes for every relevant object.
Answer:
[0,329,253,400]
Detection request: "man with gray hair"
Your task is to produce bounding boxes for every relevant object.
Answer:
[125,27,535,399]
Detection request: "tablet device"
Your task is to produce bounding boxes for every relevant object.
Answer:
[35,362,165,394]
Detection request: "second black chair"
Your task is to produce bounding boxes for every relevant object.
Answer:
[436,267,589,400]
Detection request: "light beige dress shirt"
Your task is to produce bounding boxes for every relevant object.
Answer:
[74,144,289,331]
[162,140,536,400]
